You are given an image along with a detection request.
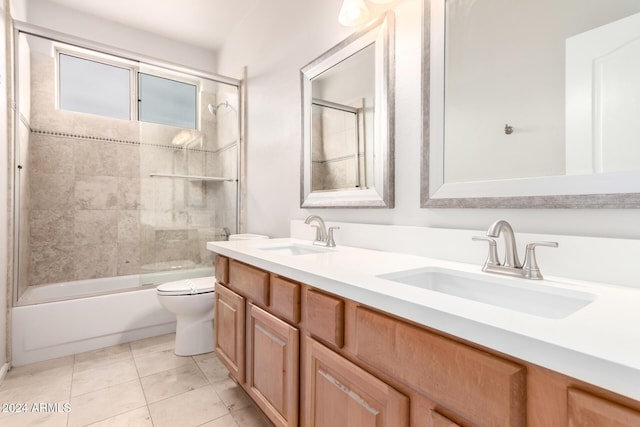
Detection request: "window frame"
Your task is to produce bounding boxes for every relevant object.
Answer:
[137,70,199,130]
[55,44,201,130]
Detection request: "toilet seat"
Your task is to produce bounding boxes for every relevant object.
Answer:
[156,276,215,296]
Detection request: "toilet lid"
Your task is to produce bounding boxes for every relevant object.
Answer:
[157,276,215,296]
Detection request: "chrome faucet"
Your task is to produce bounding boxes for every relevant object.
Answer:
[473,220,558,280]
[304,215,339,247]
[487,220,521,268]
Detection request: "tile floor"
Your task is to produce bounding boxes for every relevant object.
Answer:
[0,333,272,426]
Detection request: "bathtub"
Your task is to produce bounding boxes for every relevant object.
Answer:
[11,267,214,366]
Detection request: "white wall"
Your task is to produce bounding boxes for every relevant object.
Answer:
[22,0,217,73]
[216,0,640,241]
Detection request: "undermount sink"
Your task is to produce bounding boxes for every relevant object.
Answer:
[258,244,332,256]
[377,267,595,319]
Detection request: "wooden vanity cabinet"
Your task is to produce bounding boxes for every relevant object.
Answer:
[214,257,301,427]
[213,282,245,382]
[247,303,299,427]
[213,255,640,427]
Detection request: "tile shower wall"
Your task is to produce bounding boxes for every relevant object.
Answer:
[19,48,237,291]
[311,105,361,191]
[16,35,32,300]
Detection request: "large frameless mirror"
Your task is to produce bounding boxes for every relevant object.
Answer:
[423,0,640,208]
[301,13,394,208]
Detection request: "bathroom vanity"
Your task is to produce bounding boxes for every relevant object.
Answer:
[207,236,640,427]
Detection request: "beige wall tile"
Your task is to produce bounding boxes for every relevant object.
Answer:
[73,140,118,176]
[117,210,140,243]
[30,172,74,210]
[30,134,74,174]
[73,243,117,280]
[113,143,140,178]
[117,177,140,209]
[74,210,118,245]
[29,243,75,285]
[75,175,119,210]
[29,209,74,245]
[117,242,140,276]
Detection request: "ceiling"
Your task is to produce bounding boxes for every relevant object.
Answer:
[47,0,262,51]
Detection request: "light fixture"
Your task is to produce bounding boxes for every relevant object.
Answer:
[368,0,394,3]
[338,0,371,27]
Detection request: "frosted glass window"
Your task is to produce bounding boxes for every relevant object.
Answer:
[59,54,130,120]
[139,73,197,129]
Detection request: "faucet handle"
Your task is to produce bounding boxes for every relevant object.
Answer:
[522,241,558,280]
[472,236,500,267]
[326,226,340,247]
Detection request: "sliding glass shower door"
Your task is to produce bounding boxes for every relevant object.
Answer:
[137,63,240,285]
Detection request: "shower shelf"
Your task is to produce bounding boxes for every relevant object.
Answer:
[149,173,235,182]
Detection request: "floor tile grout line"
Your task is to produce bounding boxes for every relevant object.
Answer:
[193,353,216,386]
[68,346,140,401]
[129,342,156,426]
[69,343,151,427]
[66,353,76,427]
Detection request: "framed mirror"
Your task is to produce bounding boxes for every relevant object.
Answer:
[422,0,640,208]
[301,13,394,208]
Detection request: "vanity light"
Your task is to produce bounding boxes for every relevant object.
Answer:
[338,0,371,27]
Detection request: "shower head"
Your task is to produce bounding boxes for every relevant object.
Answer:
[207,100,231,115]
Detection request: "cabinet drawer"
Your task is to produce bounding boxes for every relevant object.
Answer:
[355,307,525,427]
[270,275,301,324]
[306,289,344,348]
[214,255,229,285]
[229,259,269,305]
[568,388,640,426]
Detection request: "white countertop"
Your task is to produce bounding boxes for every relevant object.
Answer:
[207,237,640,401]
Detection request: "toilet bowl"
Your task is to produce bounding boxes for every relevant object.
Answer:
[156,276,215,356]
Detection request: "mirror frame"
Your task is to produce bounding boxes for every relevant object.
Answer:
[301,13,395,208]
[421,0,640,208]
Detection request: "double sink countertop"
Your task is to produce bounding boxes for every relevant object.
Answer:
[207,237,640,401]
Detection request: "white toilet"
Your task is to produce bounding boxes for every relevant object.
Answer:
[156,276,216,356]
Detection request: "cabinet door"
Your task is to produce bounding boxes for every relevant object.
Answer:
[214,283,245,382]
[304,337,409,427]
[429,410,462,427]
[247,303,299,427]
[568,388,640,427]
